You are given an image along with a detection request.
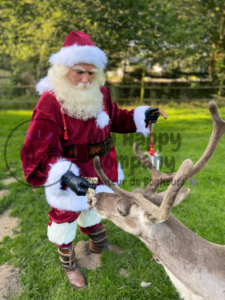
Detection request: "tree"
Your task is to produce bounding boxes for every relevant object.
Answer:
[0,0,224,88]
[0,0,153,79]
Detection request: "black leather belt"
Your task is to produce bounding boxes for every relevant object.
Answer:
[63,136,111,162]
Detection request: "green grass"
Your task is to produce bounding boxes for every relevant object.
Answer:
[0,104,225,300]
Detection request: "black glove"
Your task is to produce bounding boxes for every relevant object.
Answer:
[61,171,96,196]
[144,107,160,127]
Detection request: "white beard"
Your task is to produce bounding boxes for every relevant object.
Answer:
[48,66,104,121]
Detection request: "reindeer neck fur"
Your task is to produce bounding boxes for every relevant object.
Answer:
[139,215,225,300]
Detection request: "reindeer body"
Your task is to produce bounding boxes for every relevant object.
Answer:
[92,101,225,300]
[93,190,225,300]
[143,217,225,300]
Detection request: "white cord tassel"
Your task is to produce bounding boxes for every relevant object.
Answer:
[148,151,162,170]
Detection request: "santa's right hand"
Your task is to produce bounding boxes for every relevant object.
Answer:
[61,171,96,196]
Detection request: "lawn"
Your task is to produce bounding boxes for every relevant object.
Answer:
[0,102,225,300]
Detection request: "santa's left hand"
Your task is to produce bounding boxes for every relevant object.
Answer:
[61,171,96,196]
[144,107,160,127]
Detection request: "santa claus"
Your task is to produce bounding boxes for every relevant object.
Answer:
[21,31,160,289]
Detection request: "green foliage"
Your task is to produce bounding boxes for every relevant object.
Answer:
[0,0,225,81]
[0,0,153,77]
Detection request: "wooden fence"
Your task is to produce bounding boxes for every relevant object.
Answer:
[0,84,225,105]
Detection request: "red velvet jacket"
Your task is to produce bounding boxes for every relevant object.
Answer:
[21,86,137,187]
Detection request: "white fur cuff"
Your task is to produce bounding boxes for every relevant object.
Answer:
[45,158,89,211]
[133,105,150,137]
[45,159,125,212]
[47,220,77,245]
[77,208,101,227]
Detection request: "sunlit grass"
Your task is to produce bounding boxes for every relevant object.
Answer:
[3,110,33,116]
[0,103,225,300]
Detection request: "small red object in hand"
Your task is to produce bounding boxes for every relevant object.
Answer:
[147,108,167,174]
[148,142,156,157]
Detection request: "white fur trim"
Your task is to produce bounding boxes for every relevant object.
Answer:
[47,220,77,245]
[45,159,124,212]
[117,162,124,185]
[133,105,150,137]
[95,184,115,194]
[95,110,110,129]
[49,44,107,70]
[36,76,54,95]
[77,208,101,227]
[45,158,89,211]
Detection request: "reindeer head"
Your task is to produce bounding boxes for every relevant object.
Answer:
[92,101,225,238]
[92,157,192,237]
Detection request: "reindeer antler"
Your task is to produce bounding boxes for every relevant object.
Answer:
[133,142,176,191]
[93,156,193,220]
[133,101,225,192]
[191,101,225,175]
[93,101,224,221]
[93,156,136,201]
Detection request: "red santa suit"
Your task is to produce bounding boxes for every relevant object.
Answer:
[21,31,150,248]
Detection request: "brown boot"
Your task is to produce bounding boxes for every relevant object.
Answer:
[58,244,86,289]
[88,225,123,255]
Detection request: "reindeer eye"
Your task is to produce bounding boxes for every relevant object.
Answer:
[117,199,131,216]
[117,207,126,216]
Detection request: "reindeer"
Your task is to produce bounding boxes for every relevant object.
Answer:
[91,101,225,300]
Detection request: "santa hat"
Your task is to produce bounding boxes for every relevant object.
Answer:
[49,31,107,69]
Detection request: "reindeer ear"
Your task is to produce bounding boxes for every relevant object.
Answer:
[149,187,190,208]
[173,188,190,206]
[144,188,190,223]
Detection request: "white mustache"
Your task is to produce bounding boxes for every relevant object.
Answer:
[73,82,92,89]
